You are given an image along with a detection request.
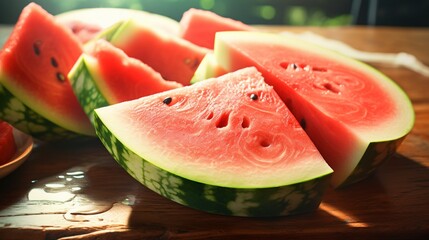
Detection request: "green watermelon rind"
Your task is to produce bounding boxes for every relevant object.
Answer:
[93,110,331,217]
[68,55,109,125]
[0,83,81,141]
[190,53,214,84]
[340,136,406,187]
[86,20,125,45]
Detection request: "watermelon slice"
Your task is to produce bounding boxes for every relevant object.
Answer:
[0,3,93,140]
[69,39,182,123]
[179,8,254,49]
[205,31,415,187]
[97,19,210,86]
[0,120,17,165]
[94,67,333,217]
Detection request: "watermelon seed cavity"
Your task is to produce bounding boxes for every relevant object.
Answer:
[313,82,340,94]
[280,62,328,73]
[241,116,250,128]
[312,67,328,72]
[206,112,214,120]
[259,139,271,148]
[322,83,340,94]
[215,112,230,128]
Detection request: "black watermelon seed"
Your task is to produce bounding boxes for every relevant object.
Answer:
[33,42,41,56]
[250,93,258,101]
[56,72,65,82]
[51,57,58,68]
[300,118,307,130]
[163,97,172,105]
[291,63,298,70]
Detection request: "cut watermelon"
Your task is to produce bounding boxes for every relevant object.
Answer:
[0,3,93,140]
[208,31,414,187]
[94,67,333,217]
[179,8,254,49]
[69,40,182,123]
[98,19,210,86]
[0,120,16,165]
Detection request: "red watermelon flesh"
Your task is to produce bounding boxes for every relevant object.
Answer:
[84,40,183,104]
[0,120,17,165]
[107,19,210,86]
[95,67,332,188]
[0,3,93,135]
[213,31,414,187]
[179,8,254,49]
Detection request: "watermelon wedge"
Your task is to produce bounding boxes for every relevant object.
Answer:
[69,40,182,123]
[94,67,333,217]
[97,19,210,86]
[0,3,94,140]
[179,8,254,49]
[205,31,415,187]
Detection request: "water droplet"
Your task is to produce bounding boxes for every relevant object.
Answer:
[67,171,85,176]
[71,187,82,192]
[45,183,66,189]
[28,188,76,202]
[121,195,136,206]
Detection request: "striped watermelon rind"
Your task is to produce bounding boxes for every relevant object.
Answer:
[93,111,330,217]
[340,137,405,187]
[0,83,81,141]
[68,55,108,125]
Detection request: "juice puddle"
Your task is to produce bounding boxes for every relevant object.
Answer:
[28,166,89,202]
[27,163,136,223]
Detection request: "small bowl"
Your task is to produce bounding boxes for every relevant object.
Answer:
[0,128,33,179]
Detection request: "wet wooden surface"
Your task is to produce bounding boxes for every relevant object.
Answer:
[0,26,428,240]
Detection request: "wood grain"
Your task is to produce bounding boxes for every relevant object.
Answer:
[1,26,428,240]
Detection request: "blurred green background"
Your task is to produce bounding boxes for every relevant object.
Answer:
[0,0,428,27]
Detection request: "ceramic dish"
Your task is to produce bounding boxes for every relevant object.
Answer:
[0,128,33,179]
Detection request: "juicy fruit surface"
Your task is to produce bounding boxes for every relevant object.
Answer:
[0,3,93,137]
[213,31,414,187]
[69,40,182,123]
[106,20,209,86]
[95,67,332,188]
[94,67,332,216]
[215,31,412,132]
[0,121,17,165]
[86,40,182,103]
[179,8,253,49]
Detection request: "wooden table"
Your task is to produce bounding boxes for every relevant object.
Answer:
[1,26,428,240]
